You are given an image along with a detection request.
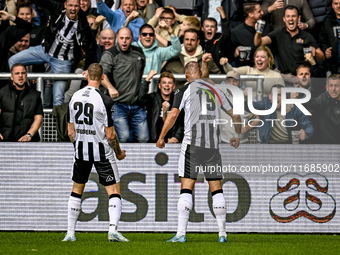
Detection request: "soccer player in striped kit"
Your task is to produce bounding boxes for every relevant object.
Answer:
[63,63,128,242]
[157,61,241,242]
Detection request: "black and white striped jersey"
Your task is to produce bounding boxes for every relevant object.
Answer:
[68,86,114,161]
[172,79,232,149]
[48,16,78,61]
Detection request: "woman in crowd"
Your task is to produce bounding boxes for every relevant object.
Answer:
[220,46,285,97]
[136,0,158,23]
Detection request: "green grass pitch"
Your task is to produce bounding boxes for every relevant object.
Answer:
[0,232,339,255]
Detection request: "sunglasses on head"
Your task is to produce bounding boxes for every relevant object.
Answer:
[141,32,155,37]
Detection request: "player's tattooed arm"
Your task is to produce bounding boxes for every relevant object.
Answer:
[108,134,121,155]
[106,126,126,160]
[68,123,76,143]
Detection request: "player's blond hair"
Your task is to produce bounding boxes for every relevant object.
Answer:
[88,63,103,81]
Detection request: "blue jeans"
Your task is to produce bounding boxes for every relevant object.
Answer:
[8,45,72,106]
[113,103,149,143]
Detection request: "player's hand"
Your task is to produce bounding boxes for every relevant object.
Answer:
[241,126,250,135]
[202,53,212,63]
[156,138,165,148]
[167,137,179,143]
[108,87,119,98]
[299,129,307,141]
[18,134,32,142]
[230,137,240,148]
[325,47,332,59]
[219,57,229,66]
[116,150,126,160]
[0,133,3,140]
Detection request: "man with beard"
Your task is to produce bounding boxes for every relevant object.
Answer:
[231,2,271,68]
[162,29,221,89]
[9,0,96,106]
[319,0,340,75]
[301,74,340,144]
[0,63,43,142]
[295,64,325,98]
[254,5,324,75]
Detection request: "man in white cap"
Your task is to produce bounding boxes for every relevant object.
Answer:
[218,70,260,144]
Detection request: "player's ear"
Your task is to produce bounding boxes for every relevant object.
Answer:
[101,74,104,81]
[185,71,189,81]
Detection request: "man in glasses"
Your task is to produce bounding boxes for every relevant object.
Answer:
[132,24,181,76]
[148,7,187,46]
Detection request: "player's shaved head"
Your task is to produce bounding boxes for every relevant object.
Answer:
[87,63,103,81]
[185,61,200,76]
[184,61,201,82]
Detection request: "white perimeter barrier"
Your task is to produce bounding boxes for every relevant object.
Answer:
[0,143,339,233]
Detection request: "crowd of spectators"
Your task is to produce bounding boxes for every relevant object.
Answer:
[0,0,339,144]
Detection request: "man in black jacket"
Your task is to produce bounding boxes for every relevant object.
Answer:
[305,74,340,144]
[139,70,184,143]
[0,63,43,142]
[200,6,231,73]
[231,1,271,68]
[320,0,340,74]
[8,0,96,106]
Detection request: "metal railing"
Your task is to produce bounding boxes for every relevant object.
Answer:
[0,73,265,142]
